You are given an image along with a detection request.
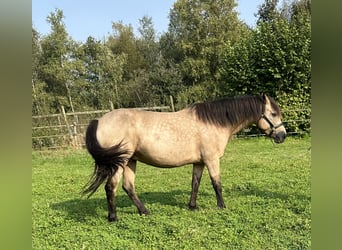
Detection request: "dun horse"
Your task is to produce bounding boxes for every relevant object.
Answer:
[82,94,286,221]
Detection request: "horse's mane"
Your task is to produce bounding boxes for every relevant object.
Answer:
[190,95,280,127]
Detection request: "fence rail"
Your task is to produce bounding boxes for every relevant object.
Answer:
[32,105,173,150]
[32,106,310,150]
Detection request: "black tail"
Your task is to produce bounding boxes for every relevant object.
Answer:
[82,119,130,197]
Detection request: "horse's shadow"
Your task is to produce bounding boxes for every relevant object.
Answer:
[51,190,193,222]
[51,185,310,222]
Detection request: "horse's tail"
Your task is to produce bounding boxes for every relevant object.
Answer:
[82,119,129,198]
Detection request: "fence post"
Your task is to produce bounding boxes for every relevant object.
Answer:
[109,100,114,110]
[61,105,75,147]
[169,95,175,112]
[70,121,79,148]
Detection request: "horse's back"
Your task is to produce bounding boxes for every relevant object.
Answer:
[95,108,205,166]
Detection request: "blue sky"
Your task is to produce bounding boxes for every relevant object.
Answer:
[32,0,263,42]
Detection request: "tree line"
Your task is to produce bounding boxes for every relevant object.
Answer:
[32,0,311,132]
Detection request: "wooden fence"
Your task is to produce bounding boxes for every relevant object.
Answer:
[32,106,310,150]
[32,105,172,150]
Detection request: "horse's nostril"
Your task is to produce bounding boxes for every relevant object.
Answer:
[276,131,286,143]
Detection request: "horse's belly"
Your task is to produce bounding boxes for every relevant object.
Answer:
[133,144,201,168]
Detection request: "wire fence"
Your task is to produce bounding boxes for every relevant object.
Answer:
[32,106,310,151]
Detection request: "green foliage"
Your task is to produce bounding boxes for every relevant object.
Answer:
[37,9,82,113]
[168,0,247,86]
[32,28,41,83]
[149,60,183,106]
[137,16,159,69]
[32,137,311,249]
[176,84,211,109]
[76,36,126,109]
[277,90,311,133]
[107,22,145,80]
[257,0,281,24]
[32,1,311,134]
[219,0,311,133]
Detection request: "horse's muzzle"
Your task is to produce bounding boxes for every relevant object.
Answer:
[274,131,286,144]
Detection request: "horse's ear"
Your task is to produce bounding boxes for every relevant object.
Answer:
[261,93,270,105]
[261,93,266,103]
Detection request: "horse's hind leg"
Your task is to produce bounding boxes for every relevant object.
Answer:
[105,166,123,222]
[205,158,226,209]
[189,163,205,210]
[122,159,150,216]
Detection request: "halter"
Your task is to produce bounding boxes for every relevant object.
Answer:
[260,105,284,136]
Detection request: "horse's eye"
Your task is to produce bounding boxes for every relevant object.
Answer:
[271,112,277,117]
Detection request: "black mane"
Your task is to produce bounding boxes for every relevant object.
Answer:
[190,95,280,127]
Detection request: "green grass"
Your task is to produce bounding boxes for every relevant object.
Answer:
[32,136,311,249]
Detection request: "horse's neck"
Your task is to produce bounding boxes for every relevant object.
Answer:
[231,116,257,135]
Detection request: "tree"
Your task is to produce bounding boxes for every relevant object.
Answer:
[32,27,42,115]
[137,15,159,69]
[165,0,248,105]
[257,0,281,24]
[39,9,79,112]
[107,22,144,80]
[219,0,311,132]
[32,28,41,84]
[73,37,126,109]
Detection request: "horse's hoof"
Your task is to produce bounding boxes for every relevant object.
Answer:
[108,215,118,222]
[217,204,226,209]
[140,210,150,216]
[189,205,197,210]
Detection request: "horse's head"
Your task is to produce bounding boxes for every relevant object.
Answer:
[257,94,286,144]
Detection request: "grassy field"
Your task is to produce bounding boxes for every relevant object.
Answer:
[32,136,311,249]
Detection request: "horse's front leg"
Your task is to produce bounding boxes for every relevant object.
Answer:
[205,158,226,209]
[189,163,205,210]
[122,159,150,216]
[105,166,123,222]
